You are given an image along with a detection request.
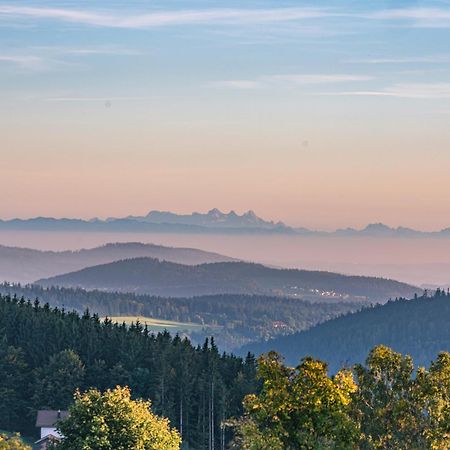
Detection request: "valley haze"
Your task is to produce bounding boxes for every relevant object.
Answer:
[3,209,450,286]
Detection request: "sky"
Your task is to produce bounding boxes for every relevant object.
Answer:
[2,0,450,230]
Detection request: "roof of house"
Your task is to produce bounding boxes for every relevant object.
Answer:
[34,434,61,444]
[35,410,69,428]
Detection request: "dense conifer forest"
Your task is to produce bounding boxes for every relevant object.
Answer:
[245,290,450,371]
[0,294,256,448]
[0,283,361,350]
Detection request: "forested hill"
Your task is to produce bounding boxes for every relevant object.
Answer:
[0,242,235,283]
[243,291,450,372]
[36,257,419,302]
[0,293,256,448]
[0,283,362,351]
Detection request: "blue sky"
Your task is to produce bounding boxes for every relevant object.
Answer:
[2,1,450,229]
[3,1,450,98]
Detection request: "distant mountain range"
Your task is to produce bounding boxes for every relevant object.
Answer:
[243,291,450,372]
[0,209,292,235]
[1,209,450,237]
[36,257,420,302]
[0,242,235,283]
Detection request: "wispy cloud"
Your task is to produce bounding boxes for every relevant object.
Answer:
[346,55,450,64]
[3,5,450,31]
[29,45,142,57]
[211,74,372,90]
[0,53,88,72]
[267,74,372,84]
[364,8,450,28]
[325,83,450,99]
[210,80,262,90]
[45,96,152,102]
[0,55,43,69]
[43,47,142,56]
[0,45,141,72]
[0,6,329,29]
[4,5,450,30]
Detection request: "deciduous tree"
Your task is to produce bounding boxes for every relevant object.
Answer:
[54,386,181,450]
[0,434,30,450]
[235,352,359,449]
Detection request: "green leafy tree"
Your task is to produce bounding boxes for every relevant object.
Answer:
[416,352,450,449]
[0,434,30,450]
[353,345,450,449]
[54,386,181,450]
[235,352,359,449]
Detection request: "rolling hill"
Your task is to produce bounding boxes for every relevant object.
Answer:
[0,283,363,351]
[0,242,235,283]
[243,291,450,372]
[36,257,420,302]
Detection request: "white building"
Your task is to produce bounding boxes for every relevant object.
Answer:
[35,410,68,449]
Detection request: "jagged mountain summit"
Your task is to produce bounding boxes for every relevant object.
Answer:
[2,209,450,236]
[136,208,288,229]
[0,209,293,234]
[335,223,427,237]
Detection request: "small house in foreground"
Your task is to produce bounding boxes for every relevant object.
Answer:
[35,410,68,450]
[34,434,61,450]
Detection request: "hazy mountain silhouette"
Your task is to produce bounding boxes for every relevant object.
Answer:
[2,210,450,236]
[36,257,419,302]
[0,242,235,283]
[0,209,292,234]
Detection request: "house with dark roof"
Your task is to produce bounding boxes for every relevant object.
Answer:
[35,410,68,450]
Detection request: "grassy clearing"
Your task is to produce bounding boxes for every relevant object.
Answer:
[106,316,219,333]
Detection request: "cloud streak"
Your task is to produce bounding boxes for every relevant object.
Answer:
[210,80,262,90]
[0,55,43,69]
[364,8,450,28]
[267,74,372,84]
[325,83,450,99]
[45,96,153,102]
[211,74,372,90]
[346,55,450,65]
[0,46,142,73]
[3,5,450,30]
[0,6,329,29]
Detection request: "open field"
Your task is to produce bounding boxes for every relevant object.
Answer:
[106,316,220,333]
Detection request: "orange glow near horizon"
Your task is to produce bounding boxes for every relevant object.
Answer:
[2,102,450,231]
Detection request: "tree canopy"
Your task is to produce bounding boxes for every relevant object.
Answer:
[355,345,450,449]
[246,290,450,371]
[0,293,256,448]
[235,346,450,450]
[0,434,30,450]
[55,386,181,450]
[0,283,362,351]
[233,352,358,449]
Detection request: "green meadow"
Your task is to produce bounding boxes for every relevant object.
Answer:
[106,316,218,333]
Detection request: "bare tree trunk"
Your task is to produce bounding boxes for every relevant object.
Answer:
[180,396,183,439]
[211,381,215,450]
